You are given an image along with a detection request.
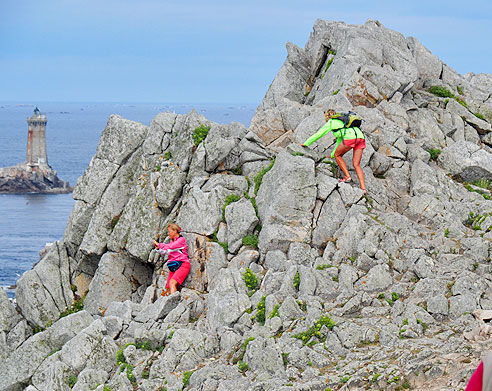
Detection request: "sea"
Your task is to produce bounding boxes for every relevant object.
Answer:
[0,101,257,299]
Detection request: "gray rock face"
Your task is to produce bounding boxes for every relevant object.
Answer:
[206,269,250,333]
[312,190,347,248]
[134,292,181,323]
[177,175,248,236]
[94,115,148,166]
[150,329,218,376]
[84,252,152,315]
[155,165,187,213]
[225,198,259,253]
[0,311,93,391]
[0,288,19,334]
[438,141,492,181]
[16,242,74,328]
[257,151,317,253]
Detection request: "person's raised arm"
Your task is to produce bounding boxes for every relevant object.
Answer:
[303,120,334,147]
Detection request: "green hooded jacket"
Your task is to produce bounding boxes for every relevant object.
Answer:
[304,118,364,157]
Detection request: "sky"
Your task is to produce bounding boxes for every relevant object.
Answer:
[1,0,491,104]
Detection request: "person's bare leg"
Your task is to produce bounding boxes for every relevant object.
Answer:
[334,144,353,180]
[169,279,179,294]
[352,149,366,191]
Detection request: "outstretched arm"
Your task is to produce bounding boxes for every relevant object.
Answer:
[303,120,340,146]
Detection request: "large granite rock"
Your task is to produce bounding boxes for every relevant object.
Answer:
[256,151,317,253]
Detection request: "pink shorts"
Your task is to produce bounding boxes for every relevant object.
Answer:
[166,261,191,289]
[344,139,366,150]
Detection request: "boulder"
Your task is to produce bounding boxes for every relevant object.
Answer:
[16,242,74,328]
[177,175,248,236]
[438,141,492,181]
[256,151,317,253]
[94,115,148,166]
[149,329,218,377]
[206,269,251,333]
[84,252,152,315]
[225,198,259,254]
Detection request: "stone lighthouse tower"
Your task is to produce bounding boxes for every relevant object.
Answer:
[0,106,71,193]
[26,107,48,168]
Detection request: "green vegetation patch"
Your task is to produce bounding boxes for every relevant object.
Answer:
[428,86,454,98]
[455,97,468,108]
[256,296,266,325]
[243,267,258,292]
[254,159,275,195]
[232,165,242,175]
[428,85,469,108]
[68,375,78,388]
[182,370,194,388]
[269,304,280,319]
[292,314,336,345]
[237,361,249,373]
[293,271,300,290]
[211,230,229,253]
[475,112,486,121]
[242,234,259,248]
[192,124,211,147]
[428,148,441,161]
[326,57,334,70]
[316,264,332,270]
[60,295,85,318]
[119,363,136,384]
[464,182,492,200]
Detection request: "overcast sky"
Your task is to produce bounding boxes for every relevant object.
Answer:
[1,0,491,104]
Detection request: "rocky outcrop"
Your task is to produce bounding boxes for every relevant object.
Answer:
[0,164,71,194]
[4,19,492,391]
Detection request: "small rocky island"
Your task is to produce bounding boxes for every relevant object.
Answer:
[0,108,72,193]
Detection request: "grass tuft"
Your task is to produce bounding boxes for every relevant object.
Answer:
[192,124,210,147]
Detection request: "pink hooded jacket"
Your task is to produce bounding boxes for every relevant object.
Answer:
[157,236,189,264]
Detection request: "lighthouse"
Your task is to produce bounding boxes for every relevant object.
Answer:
[0,106,71,193]
[26,107,48,168]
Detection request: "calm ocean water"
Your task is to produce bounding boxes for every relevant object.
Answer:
[0,102,256,298]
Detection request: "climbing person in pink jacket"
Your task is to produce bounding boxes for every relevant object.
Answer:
[153,223,190,294]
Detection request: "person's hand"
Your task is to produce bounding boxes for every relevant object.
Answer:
[153,240,159,248]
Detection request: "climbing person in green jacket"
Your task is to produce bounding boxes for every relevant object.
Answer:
[302,109,367,194]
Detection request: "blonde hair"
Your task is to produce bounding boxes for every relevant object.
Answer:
[324,109,336,119]
[167,223,182,233]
